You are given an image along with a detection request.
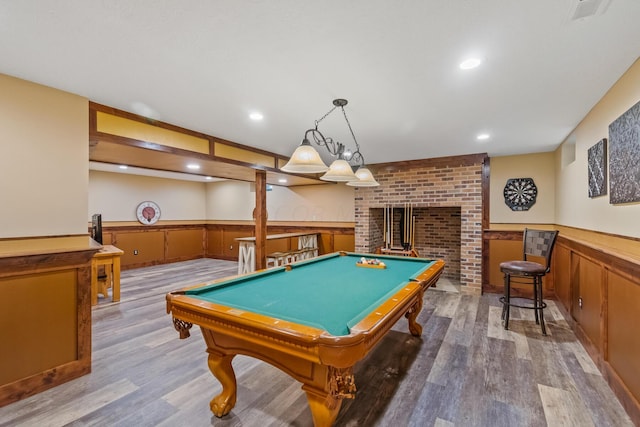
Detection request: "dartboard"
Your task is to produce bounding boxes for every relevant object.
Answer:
[503,178,537,211]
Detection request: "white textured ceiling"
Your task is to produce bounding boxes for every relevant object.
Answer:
[1,1,640,166]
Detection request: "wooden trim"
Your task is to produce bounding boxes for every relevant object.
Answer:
[481,156,491,291]
[603,361,640,426]
[89,102,296,173]
[77,264,92,380]
[370,152,488,171]
[103,222,353,233]
[557,223,640,245]
[89,102,211,141]
[95,111,209,154]
[254,170,267,270]
[558,236,640,282]
[91,130,213,159]
[206,220,356,228]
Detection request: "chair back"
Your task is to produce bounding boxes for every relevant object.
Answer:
[522,228,559,273]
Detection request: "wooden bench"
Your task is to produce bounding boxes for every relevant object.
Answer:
[266,248,318,268]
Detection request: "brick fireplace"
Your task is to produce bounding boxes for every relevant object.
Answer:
[353,154,488,293]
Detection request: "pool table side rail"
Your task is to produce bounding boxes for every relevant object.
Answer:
[166,259,444,368]
[170,252,344,295]
[172,252,439,296]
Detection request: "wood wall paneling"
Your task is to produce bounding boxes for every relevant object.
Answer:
[166,229,205,261]
[319,233,333,254]
[333,234,355,252]
[114,230,165,267]
[488,239,521,290]
[206,228,223,258]
[607,271,640,402]
[223,230,251,260]
[0,270,78,385]
[0,244,95,407]
[572,255,603,352]
[553,244,572,310]
[103,223,355,267]
[204,224,254,260]
[484,230,554,297]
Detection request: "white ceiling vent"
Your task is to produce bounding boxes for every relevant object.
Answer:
[568,0,612,20]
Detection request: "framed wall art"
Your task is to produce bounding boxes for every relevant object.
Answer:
[588,138,607,198]
[609,99,640,204]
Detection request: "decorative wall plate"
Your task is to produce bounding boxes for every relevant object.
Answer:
[136,201,161,224]
[503,178,537,211]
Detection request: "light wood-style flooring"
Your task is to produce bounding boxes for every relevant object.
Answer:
[0,258,633,426]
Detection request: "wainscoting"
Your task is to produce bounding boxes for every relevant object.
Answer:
[484,225,640,425]
[99,222,355,269]
[0,258,632,426]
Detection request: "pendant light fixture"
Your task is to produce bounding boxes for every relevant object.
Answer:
[281,99,379,187]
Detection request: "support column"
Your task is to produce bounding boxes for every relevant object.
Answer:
[254,170,267,271]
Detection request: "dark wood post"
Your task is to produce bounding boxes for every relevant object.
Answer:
[254,170,267,270]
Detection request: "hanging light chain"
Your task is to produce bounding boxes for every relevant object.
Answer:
[340,105,364,166]
[314,105,339,129]
[306,99,366,167]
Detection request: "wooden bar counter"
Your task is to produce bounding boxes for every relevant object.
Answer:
[236,232,319,274]
[0,236,100,407]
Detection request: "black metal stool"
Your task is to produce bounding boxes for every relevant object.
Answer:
[500,228,558,335]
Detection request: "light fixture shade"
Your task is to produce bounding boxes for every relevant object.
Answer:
[320,159,358,182]
[281,144,329,173]
[347,166,380,187]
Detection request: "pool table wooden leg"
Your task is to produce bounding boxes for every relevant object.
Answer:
[206,350,237,417]
[303,387,342,427]
[405,292,424,336]
[302,365,355,426]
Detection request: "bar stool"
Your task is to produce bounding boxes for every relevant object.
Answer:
[500,228,559,335]
[266,252,287,268]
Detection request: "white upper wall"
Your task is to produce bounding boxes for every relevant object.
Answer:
[0,74,88,238]
[89,171,206,221]
[205,181,355,221]
[267,183,355,222]
[205,180,254,221]
[88,174,356,223]
[556,59,640,238]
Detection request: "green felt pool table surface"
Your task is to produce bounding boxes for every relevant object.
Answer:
[184,252,437,336]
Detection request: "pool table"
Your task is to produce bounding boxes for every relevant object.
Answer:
[166,251,444,426]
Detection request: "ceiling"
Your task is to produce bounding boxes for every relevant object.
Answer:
[2,1,640,179]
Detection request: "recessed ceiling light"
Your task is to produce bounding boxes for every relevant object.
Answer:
[278,178,287,183]
[187,164,200,170]
[118,165,128,169]
[205,176,213,180]
[459,58,482,70]
[249,112,264,121]
[476,133,490,141]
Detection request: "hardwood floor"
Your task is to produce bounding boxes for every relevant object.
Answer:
[0,259,633,427]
